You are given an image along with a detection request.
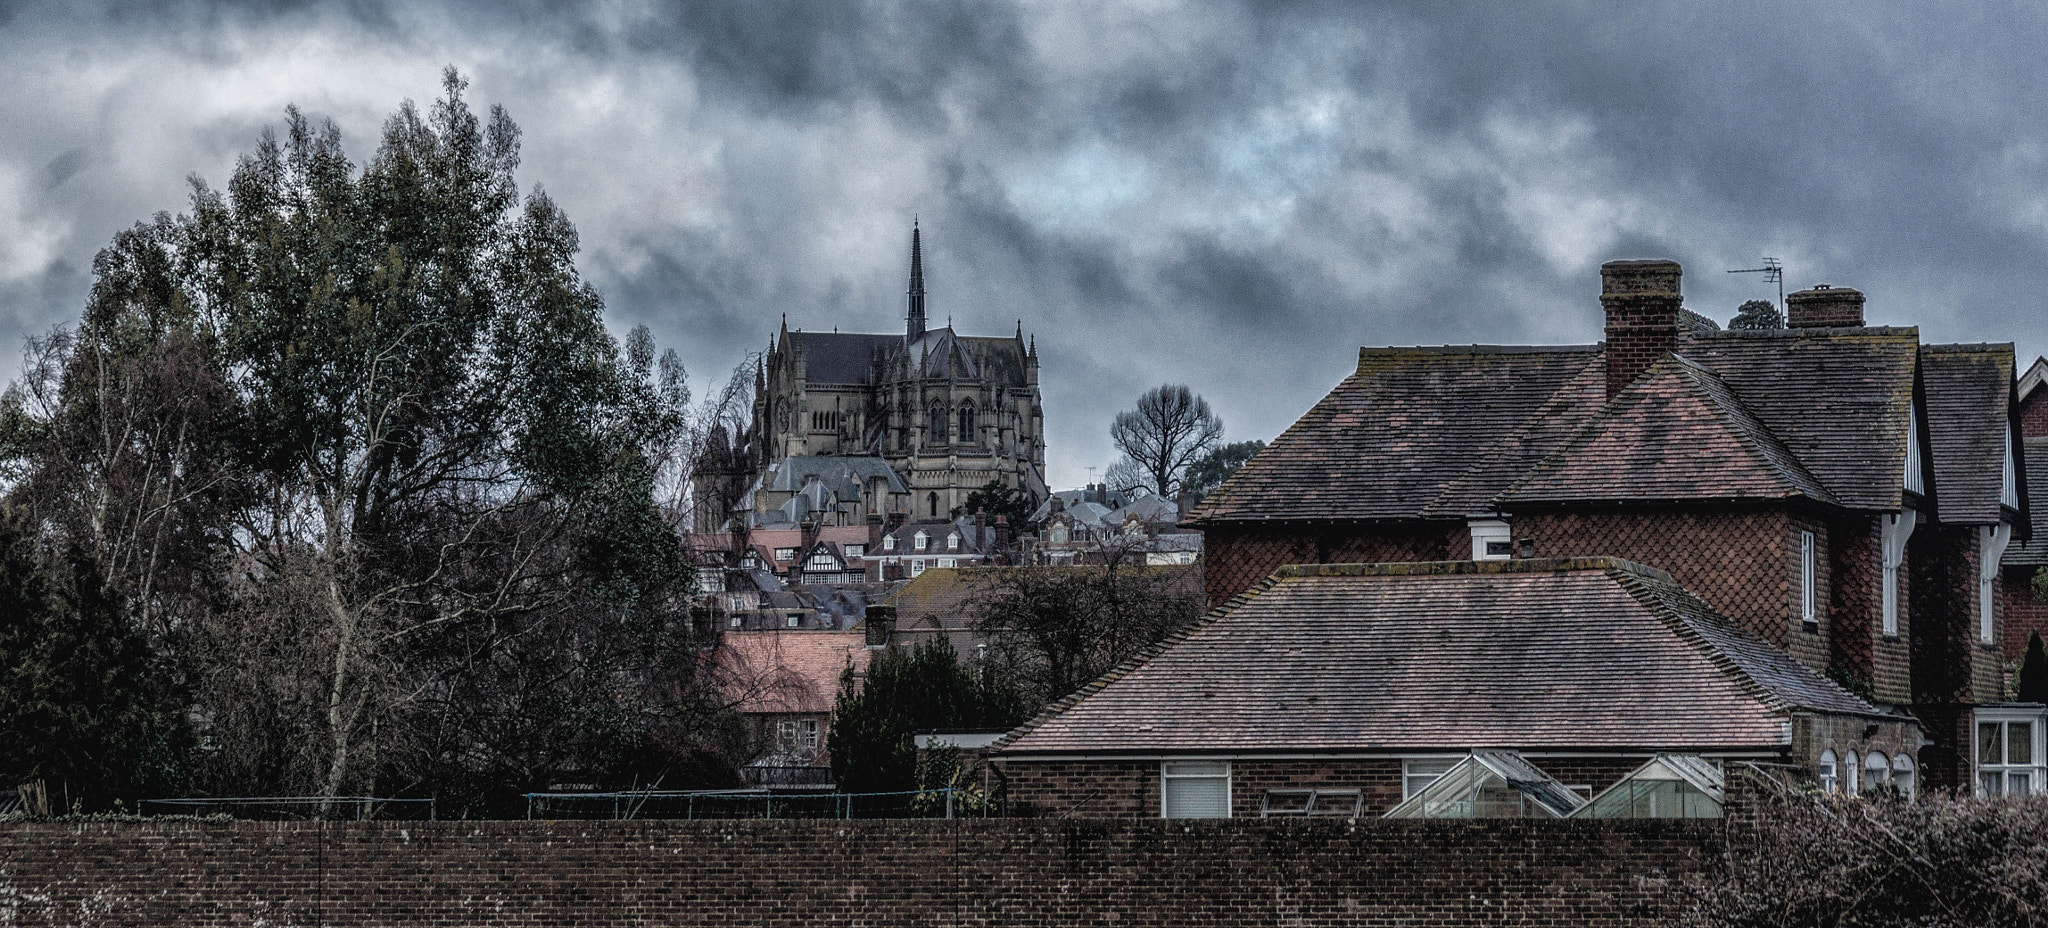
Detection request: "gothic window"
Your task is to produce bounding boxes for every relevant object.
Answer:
[957,402,976,443]
[775,400,791,433]
[928,402,949,442]
[929,492,940,518]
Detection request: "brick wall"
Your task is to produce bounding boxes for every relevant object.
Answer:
[2001,565,2048,660]
[2020,388,2047,439]
[0,817,1717,927]
[1516,507,1802,648]
[1200,522,1459,609]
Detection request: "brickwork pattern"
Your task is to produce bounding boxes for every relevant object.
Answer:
[2000,566,2048,660]
[0,818,1718,927]
[1201,523,1457,609]
[2024,392,2048,439]
[1909,525,1998,706]
[1517,508,1798,648]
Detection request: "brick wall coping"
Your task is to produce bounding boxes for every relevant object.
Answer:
[1273,557,1671,582]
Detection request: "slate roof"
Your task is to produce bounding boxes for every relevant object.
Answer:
[790,332,902,385]
[1508,355,1833,505]
[1191,327,1944,522]
[991,558,1887,757]
[1189,346,1606,522]
[2005,436,2048,568]
[1919,343,2016,524]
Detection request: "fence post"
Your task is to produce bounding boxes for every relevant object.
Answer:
[945,788,954,819]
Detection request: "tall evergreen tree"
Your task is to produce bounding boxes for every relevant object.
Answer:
[829,639,1025,794]
[0,504,188,811]
[2020,631,2048,705]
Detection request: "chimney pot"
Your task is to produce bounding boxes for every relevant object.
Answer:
[1786,285,1865,328]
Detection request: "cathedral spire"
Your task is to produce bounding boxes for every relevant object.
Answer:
[907,220,926,341]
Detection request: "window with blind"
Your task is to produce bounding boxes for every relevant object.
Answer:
[1161,761,1231,818]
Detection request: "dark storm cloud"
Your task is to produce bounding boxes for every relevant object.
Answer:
[2,0,2045,484]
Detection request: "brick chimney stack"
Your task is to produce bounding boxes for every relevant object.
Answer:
[1601,260,1683,397]
[1786,285,1865,328]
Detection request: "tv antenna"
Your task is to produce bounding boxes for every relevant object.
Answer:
[1726,257,1785,310]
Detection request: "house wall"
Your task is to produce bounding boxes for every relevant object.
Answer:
[1787,714,1924,788]
[1200,522,1461,608]
[2020,386,2048,439]
[1908,525,2004,706]
[1515,507,1814,653]
[2001,565,2048,660]
[0,818,1716,928]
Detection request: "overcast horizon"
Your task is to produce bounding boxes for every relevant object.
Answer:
[2,0,2044,489]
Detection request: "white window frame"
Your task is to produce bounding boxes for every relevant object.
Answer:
[1861,752,1891,795]
[1893,754,1916,801]
[1881,509,1917,638]
[1160,761,1232,819]
[1469,519,1512,561]
[844,544,865,558]
[1818,749,1838,794]
[1844,750,1859,794]
[1976,709,2047,797]
[911,559,926,576]
[1403,757,1460,799]
[774,547,797,562]
[948,533,960,551]
[777,718,819,751]
[914,531,928,551]
[785,613,802,628]
[1982,524,2014,646]
[1801,530,1817,628]
[937,557,956,568]
[883,535,897,551]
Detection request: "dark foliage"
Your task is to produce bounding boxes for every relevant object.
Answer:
[956,478,1037,531]
[0,504,189,811]
[1687,789,2048,927]
[2022,632,2048,705]
[1180,439,1264,503]
[1730,299,1785,331]
[828,639,1026,794]
[967,558,1204,708]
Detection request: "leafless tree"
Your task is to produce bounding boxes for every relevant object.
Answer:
[1108,384,1223,498]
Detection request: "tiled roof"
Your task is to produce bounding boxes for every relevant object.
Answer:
[1673,328,1920,511]
[791,332,901,385]
[1920,343,2016,525]
[1507,355,1834,505]
[713,631,871,715]
[1189,346,1605,523]
[883,563,1204,631]
[1190,327,1935,523]
[2006,436,2048,567]
[992,558,1886,757]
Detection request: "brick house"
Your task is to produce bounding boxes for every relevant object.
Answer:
[993,259,2029,814]
[2000,357,2048,660]
[992,558,1910,818]
[712,630,872,787]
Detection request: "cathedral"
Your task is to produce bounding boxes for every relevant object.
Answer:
[742,224,1048,525]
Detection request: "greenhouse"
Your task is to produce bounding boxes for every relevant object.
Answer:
[1381,751,1584,819]
[1569,754,1724,819]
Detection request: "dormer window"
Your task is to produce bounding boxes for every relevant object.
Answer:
[1468,519,1512,561]
[774,547,796,562]
[914,531,928,551]
[883,535,897,551]
[947,533,960,551]
[844,544,865,558]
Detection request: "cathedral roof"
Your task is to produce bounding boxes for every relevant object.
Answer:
[789,332,900,385]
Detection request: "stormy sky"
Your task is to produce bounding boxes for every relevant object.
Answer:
[2,0,2044,488]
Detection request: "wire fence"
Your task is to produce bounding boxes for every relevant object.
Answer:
[138,796,437,821]
[523,787,978,820]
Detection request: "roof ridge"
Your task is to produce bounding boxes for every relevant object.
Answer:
[1605,568,1792,716]
[1425,354,1605,515]
[1665,356,1835,503]
[985,566,1293,756]
[1608,568,1883,718]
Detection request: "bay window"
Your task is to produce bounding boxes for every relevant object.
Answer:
[1978,712,2045,796]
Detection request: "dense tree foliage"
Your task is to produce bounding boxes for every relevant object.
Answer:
[0,71,732,815]
[1687,790,2048,927]
[955,479,1037,531]
[1730,299,1785,331]
[968,557,1204,708]
[1107,384,1223,497]
[1180,439,1264,503]
[828,639,1026,794]
[0,504,188,812]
